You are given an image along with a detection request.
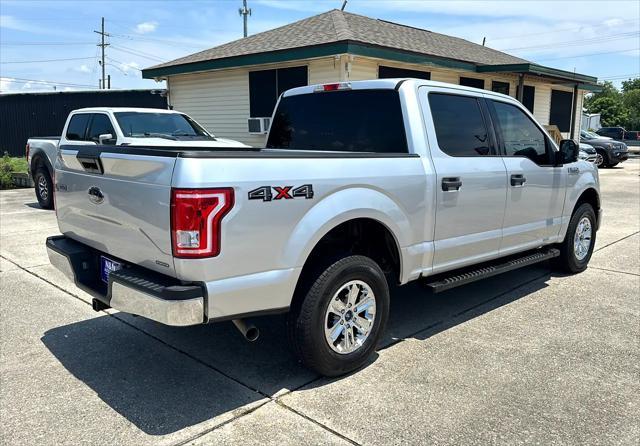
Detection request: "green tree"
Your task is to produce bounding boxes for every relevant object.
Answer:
[584,78,640,129]
[621,78,640,93]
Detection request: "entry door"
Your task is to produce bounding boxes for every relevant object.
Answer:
[487,98,567,254]
[420,88,508,274]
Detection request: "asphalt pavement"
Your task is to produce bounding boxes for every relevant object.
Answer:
[1,160,638,445]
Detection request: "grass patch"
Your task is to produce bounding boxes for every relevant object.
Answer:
[0,152,29,189]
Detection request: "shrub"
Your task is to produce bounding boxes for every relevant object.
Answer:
[0,152,15,189]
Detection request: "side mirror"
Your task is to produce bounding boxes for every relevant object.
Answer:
[98,133,115,145]
[556,139,579,165]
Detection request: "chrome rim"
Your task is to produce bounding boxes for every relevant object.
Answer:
[37,175,49,201]
[324,280,376,355]
[573,217,592,261]
[595,153,604,167]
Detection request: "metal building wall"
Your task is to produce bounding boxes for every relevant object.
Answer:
[0,90,167,156]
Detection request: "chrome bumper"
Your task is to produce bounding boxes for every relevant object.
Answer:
[109,282,204,327]
[46,236,205,327]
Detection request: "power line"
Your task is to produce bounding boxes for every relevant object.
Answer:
[533,48,640,62]
[501,32,639,51]
[106,56,142,71]
[109,33,205,49]
[486,18,640,42]
[0,42,96,46]
[1,56,95,64]
[1,77,100,89]
[599,73,640,80]
[110,45,165,62]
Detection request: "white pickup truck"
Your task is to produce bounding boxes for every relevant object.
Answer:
[26,107,248,208]
[46,79,601,376]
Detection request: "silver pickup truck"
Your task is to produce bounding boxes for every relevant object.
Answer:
[46,79,601,376]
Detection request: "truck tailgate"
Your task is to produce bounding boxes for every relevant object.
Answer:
[55,147,178,276]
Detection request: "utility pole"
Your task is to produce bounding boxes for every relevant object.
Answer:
[239,0,251,38]
[94,17,110,89]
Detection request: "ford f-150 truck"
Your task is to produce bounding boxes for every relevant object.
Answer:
[26,107,249,208]
[46,79,601,376]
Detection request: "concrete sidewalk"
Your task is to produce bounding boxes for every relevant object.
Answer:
[1,161,638,445]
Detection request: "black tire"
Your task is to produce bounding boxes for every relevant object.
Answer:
[555,203,597,273]
[595,150,608,168]
[609,162,619,168]
[287,255,390,377]
[34,167,53,209]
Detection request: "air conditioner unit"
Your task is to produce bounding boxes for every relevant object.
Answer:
[248,117,271,134]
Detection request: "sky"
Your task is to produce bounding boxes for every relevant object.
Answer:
[1,0,639,93]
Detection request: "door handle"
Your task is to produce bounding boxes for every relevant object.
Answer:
[442,177,462,191]
[510,174,526,187]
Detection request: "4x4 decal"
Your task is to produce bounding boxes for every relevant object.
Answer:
[248,185,314,202]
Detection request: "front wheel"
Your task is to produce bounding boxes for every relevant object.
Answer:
[555,203,597,273]
[287,255,390,377]
[34,167,53,209]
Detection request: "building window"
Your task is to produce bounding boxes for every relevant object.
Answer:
[549,89,573,132]
[378,65,431,80]
[249,66,307,117]
[459,77,485,89]
[522,85,535,113]
[491,81,510,96]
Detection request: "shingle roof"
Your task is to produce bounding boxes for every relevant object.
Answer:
[146,9,528,72]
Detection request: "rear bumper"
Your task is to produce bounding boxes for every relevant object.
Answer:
[46,235,206,326]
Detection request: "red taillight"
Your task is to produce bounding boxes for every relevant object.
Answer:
[170,188,234,258]
[25,143,30,160]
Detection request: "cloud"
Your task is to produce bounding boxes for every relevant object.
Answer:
[77,64,91,73]
[135,21,158,34]
[120,61,141,73]
[0,14,39,32]
[0,77,14,92]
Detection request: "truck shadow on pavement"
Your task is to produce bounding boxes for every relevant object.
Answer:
[41,264,552,436]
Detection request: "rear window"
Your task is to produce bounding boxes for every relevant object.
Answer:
[266,89,408,153]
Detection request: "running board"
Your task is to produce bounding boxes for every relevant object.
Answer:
[424,248,560,293]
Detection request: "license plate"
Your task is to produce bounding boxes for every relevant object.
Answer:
[101,256,122,284]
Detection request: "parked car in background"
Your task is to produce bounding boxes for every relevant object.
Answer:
[596,127,640,146]
[26,108,249,208]
[580,129,629,168]
[579,143,598,164]
[46,79,601,377]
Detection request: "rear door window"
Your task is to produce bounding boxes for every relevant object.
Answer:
[428,93,493,157]
[65,114,91,141]
[87,114,116,143]
[267,89,408,153]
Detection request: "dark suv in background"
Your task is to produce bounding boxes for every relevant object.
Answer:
[596,127,640,147]
[580,130,629,168]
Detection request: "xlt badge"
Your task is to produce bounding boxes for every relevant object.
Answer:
[248,184,314,202]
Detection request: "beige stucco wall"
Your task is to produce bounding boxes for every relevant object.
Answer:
[166,54,585,146]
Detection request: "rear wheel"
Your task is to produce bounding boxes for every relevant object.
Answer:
[555,203,596,273]
[287,255,389,377]
[34,167,53,209]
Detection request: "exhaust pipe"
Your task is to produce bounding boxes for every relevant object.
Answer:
[232,319,259,342]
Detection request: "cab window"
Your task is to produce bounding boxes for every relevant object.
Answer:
[65,114,91,141]
[428,93,493,157]
[491,100,551,165]
[87,114,116,144]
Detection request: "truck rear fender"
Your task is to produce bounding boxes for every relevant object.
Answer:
[283,187,414,284]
